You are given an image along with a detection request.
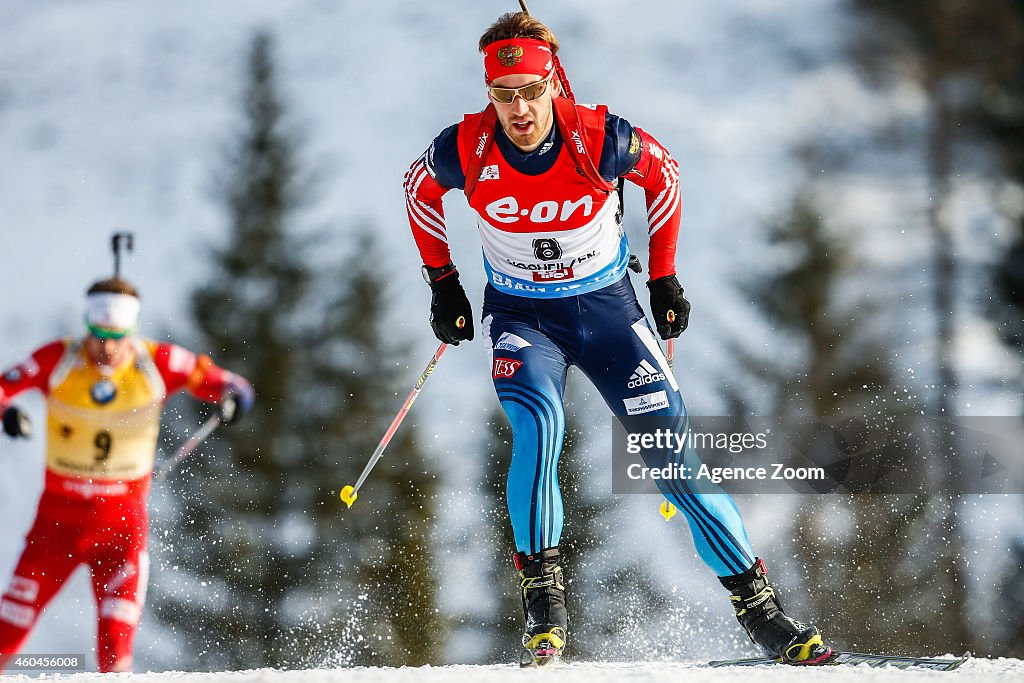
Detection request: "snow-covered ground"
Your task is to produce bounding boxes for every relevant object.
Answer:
[4,658,1024,683]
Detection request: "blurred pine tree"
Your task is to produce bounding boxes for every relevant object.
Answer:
[733,186,970,655]
[1000,541,1024,658]
[848,0,1024,415]
[148,30,439,669]
[848,0,1024,655]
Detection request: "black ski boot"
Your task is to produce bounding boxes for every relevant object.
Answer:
[719,558,833,665]
[514,547,567,667]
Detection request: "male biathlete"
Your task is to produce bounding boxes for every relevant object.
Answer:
[404,11,832,667]
[0,277,253,672]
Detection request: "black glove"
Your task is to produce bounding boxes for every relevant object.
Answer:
[647,275,690,340]
[218,392,246,426]
[218,376,254,426]
[219,393,240,425]
[2,405,32,438]
[426,264,474,345]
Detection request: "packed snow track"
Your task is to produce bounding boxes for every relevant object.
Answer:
[3,658,1021,682]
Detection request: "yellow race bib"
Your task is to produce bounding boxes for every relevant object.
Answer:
[45,339,166,480]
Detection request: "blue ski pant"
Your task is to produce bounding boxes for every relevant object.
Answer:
[482,276,755,577]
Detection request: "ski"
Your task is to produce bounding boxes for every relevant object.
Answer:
[519,654,563,669]
[708,650,971,671]
[516,651,565,671]
[519,642,564,668]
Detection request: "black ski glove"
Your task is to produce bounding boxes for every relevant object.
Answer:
[647,275,690,340]
[219,376,254,426]
[2,405,32,438]
[425,263,474,345]
[219,392,243,425]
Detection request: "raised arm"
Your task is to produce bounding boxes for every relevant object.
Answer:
[0,341,66,438]
[151,343,254,425]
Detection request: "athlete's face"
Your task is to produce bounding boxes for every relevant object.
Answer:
[85,333,134,369]
[489,73,560,153]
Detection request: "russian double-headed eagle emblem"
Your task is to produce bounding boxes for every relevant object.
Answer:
[497,45,525,67]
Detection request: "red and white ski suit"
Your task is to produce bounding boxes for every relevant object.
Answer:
[0,338,246,672]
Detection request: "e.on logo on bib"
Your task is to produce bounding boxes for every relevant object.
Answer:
[485,195,593,224]
[493,357,524,378]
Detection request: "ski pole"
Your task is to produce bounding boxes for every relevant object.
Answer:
[155,415,221,481]
[111,232,134,278]
[660,337,678,521]
[340,342,449,508]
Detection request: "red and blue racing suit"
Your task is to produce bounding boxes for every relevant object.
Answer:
[405,105,755,577]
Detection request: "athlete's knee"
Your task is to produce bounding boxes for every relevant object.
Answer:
[99,597,142,626]
[2,576,40,606]
[0,576,42,635]
[498,390,565,441]
[0,598,36,632]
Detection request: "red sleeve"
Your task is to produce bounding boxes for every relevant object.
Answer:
[151,342,238,403]
[404,153,453,269]
[0,340,66,407]
[624,128,680,280]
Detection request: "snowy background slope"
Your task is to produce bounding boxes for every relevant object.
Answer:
[0,0,1021,674]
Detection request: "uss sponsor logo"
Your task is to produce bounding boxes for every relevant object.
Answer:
[492,357,524,379]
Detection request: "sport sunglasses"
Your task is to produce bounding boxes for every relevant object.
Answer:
[487,76,553,105]
[87,323,133,340]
